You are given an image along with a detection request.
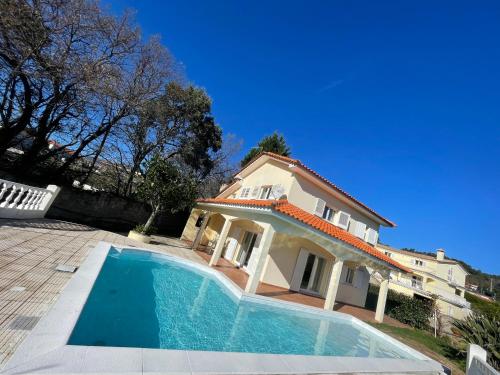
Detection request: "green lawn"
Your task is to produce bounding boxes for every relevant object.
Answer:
[371,323,466,374]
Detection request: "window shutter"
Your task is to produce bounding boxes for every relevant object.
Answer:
[354,268,366,288]
[250,186,260,198]
[365,228,378,245]
[314,198,326,216]
[353,221,366,239]
[270,184,285,199]
[335,211,350,230]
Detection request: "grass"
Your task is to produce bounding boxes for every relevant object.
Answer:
[370,323,466,374]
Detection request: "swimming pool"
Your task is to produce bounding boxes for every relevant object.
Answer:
[68,247,413,359]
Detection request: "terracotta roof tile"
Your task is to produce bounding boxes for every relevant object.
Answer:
[197,198,409,272]
[242,152,396,227]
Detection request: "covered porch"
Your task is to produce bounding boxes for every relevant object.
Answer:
[195,251,406,326]
[183,201,408,323]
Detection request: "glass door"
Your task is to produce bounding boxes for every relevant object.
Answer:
[300,253,326,294]
[237,231,257,267]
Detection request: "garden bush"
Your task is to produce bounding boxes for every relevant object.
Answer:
[385,289,434,329]
[366,285,434,329]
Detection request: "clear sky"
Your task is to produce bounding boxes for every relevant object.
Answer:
[106,0,499,274]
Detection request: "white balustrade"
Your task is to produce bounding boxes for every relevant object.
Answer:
[0,179,60,219]
[466,344,498,375]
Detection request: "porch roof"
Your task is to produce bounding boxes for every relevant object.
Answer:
[196,198,410,273]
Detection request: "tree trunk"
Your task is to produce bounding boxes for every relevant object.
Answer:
[143,207,159,234]
[80,127,111,186]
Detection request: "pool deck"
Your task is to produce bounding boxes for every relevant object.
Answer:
[0,218,404,367]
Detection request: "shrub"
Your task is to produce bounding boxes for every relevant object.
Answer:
[133,224,157,236]
[385,289,434,329]
[366,285,434,329]
[453,312,500,370]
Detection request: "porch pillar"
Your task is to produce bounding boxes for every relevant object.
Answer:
[375,278,389,322]
[208,218,232,267]
[244,223,275,293]
[324,258,344,310]
[192,212,210,250]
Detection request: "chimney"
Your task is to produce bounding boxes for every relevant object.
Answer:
[436,248,445,261]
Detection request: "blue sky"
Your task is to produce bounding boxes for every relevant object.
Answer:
[107,1,499,274]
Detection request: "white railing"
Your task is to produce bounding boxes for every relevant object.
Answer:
[466,344,498,375]
[389,277,471,308]
[0,179,60,219]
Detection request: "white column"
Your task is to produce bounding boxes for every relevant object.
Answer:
[466,344,487,375]
[40,185,61,217]
[244,223,275,293]
[324,258,344,310]
[192,212,209,250]
[208,218,232,266]
[375,278,389,322]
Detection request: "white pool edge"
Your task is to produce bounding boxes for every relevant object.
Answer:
[1,241,445,375]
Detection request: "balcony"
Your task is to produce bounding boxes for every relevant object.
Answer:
[389,277,471,309]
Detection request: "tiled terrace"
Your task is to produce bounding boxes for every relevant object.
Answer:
[0,218,404,367]
[0,218,202,366]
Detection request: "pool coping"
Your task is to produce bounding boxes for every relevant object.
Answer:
[1,241,445,374]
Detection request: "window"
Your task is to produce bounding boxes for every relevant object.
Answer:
[414,259,424,267]
[259,185,272,199]
[240,187,251,198]
[384,251,392,258]
[322,206,334,221]
[455,288,461,296]
[345,267,355,284]
[448,267,453,281]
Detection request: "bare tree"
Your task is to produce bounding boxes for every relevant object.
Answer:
[0,0,174,175]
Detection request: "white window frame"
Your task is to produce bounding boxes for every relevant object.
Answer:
[344,267,355,285]
[259,185,272,199]
[322,205,334,222]
[239,187,251,199]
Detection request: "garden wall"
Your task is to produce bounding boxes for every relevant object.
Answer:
[46,187,189,236]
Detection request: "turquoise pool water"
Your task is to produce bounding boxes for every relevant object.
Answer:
[68,248,415,358]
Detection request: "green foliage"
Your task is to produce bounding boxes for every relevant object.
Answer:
[133,224,157,236]
[366,285,434,329]
[372,323,465,372]
[138,154,198,213]
[137,154,198,232]
[465,292,500,320]
[385,289,434,329]
[159,82,223,176]
[240,132,291,167]
[453,312,500,370]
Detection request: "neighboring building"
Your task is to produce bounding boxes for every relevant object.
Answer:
[375,244,471,320]
[181,152,409,322]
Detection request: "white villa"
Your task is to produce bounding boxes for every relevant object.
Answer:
[182,152,410,322]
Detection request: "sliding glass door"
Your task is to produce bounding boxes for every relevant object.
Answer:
[300,253,326,294]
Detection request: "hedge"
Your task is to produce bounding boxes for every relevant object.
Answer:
[366,284,434,329]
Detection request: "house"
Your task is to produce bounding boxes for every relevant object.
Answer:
[375,244,471,320]
[181,152,409,322]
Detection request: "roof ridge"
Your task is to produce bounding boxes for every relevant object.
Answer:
[250,152,395,227]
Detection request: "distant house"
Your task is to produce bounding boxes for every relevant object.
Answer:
[182,152,409,322]
[375,244,471,320]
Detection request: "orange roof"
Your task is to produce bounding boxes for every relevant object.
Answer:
[197,198,409,272]
[237,152,396,227]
